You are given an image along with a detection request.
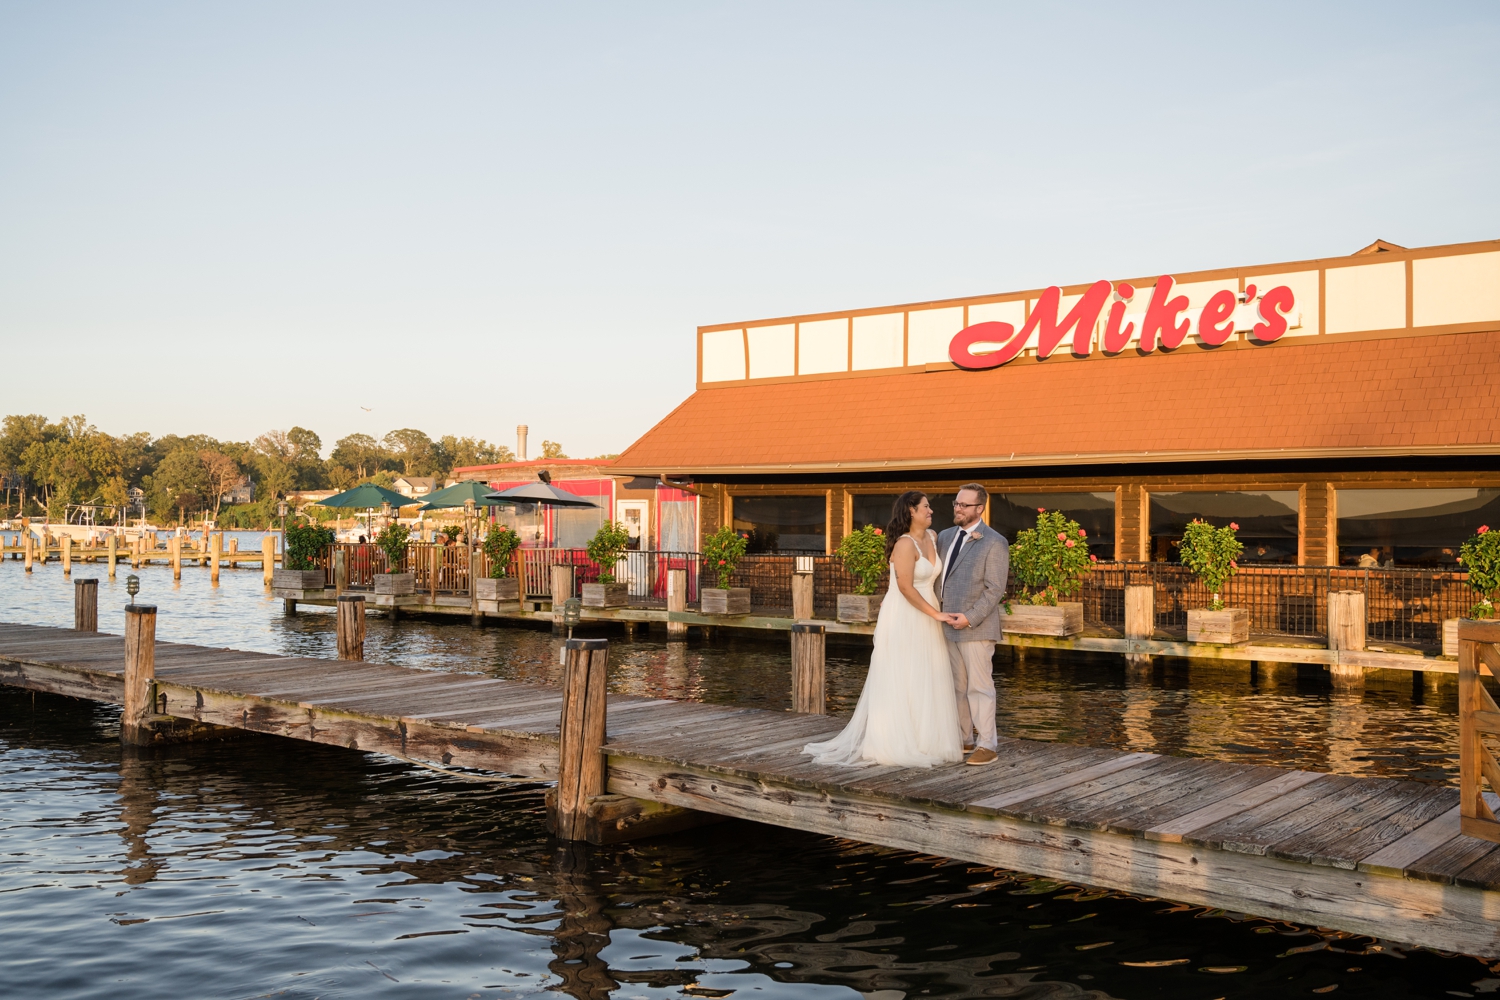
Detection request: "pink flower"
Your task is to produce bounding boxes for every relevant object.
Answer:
[1089,554,1098,562]
[1056,532,1067,541]
[1037,507,1045,513]
[718,559,726,565]
[1230,560,1238,568]
[873,528,883,535]
[1482,525,1491,534]
[1065,539,1076,548]
[1229,522,1239,530]
[1078,529,1087,538]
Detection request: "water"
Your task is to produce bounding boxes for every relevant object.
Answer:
[1,559,1496,998]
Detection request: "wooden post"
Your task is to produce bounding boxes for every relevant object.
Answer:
[1328,590,1366,690]
[1457,623,1500,842]
[74,578,98,632]
[61,534,71,576]
[1123,582,1154,673]
[333,547,348,595]
[23,533,32,573]
[210,531,222,585]
[336,594,366,660]
[791,622,826,714]
[431,543,441,600]
[122,604,157,746]
[553,638,610,841]
[106,533,118,579]
[470,550,481,623]
[131,535,141,569]
[792,570,815,621]
[262,536,275,588]
[667,567,687,638]
[551,564,575,608]
[170,534,182,581]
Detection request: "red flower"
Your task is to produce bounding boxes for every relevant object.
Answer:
[1065,539,1076,548]
[1230,560,1238,568]
[873,528,883,535]
[717,559,726,565]
[1229,522,1239,530]
[1078,529,1087,538]
[1037,507,1045,513]
[1056,532,1067,541]
[1089,554,1098,562]
[1481,525,1491,534]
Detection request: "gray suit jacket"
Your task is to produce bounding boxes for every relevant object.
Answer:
[936,522,1009,643]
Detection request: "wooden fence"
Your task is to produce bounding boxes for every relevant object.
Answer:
[1458,619,1500,843]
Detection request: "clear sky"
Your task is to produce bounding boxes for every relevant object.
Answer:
[2,2,1496,458]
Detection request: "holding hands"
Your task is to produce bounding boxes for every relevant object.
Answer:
[944,612,971,629]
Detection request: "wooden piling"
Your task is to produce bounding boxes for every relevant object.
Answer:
[170,535,182,581]
[122,604,157,746]
[130,535,140,569]
[333,547,348,595]
[210,531,222,585]
[1123,582,1154,674]
[470,550,481,624]
[106,533,118,579]
[792,569,814,621]
[791,622,826,714]
[74,578,98,632]
[431,544,441,600]
[553,638,611,841]
[61,534,71,576]
[23,533,32,573]
[336,594,366,661]
[262,536,275,588]
[551,565,575,608]
[667,568,687,638]
[1328,590,1366,690]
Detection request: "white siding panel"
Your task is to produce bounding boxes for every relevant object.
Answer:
[1413,252,1500,327]
[747,324,796,379]
[1325,261,1406,334]
[700,329,746,382]
[906,306,965,365]
[797,318,849,374]
[851,312,904,370]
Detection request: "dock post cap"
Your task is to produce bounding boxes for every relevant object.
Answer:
[75,577,99,586]
[564,637,609,651]
[336,593,366,603]
[792,622,826,634]
[124,603,158,614]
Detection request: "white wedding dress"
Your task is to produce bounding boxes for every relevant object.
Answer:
[803,532,964,768]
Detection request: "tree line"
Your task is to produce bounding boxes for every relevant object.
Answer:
[0,414,560,528]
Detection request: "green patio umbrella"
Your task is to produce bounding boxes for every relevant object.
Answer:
[416,481,510,511]
[316,483,411,510]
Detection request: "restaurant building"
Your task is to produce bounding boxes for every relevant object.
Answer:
[612,238,1500,568]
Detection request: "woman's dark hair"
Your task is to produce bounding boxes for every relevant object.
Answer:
[885,491,929,561]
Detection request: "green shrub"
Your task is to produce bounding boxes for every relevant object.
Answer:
[1459,525,1500,618]
[1177,519,1243,610]
[703,526,748,590]
[1009,508,1094,606]
[284,521,335,571]
[837,525,886,595]
[586,521,632,584]
[375,522,411,573]
[483,525,521,578]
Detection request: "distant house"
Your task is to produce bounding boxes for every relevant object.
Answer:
[393,476,437,499]
[223,477,254,505]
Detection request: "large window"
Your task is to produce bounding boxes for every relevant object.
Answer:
[1149,491,1299,564]
[1337,489,1500,567]
[732,495,826,553]
[850,493,958,535]
[990,493,1116,561]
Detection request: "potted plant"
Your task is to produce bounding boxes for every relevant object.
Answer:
[476,524,522,603]
[836,525,885,622]
[1179,519,1248,643]
[700,526,750,614]
[373,522,415,596]
[999,508,1092,636]
[1448,525,1500,655]
[582,521,632,608]
[273,521,335,592]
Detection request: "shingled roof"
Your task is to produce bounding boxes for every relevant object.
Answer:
[612,331,1500,476]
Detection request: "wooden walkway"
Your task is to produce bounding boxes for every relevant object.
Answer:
[1,620,1498,956]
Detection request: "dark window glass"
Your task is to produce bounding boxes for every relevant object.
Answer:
[732,495,826,553]
[990,492,1115,560]
[1149,491,1299,564]
[1336,488,1500,568]
[850,493,957,534]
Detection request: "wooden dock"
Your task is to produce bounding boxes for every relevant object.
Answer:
[2,619,1499,956]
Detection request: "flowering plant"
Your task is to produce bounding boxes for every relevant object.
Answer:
[374,522,411,573]
[483,524,520,578]
[703,526,748,589]
[284,521,335,571]
[1458,525,1500,618]
[1177,519,1243,611]
[586,521,632,584]
[1009,509,1093,606]
[837,525,887,596]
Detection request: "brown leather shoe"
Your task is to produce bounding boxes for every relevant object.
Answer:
[965,747,998,766]
[962,744,976,753]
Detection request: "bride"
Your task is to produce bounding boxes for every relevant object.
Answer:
[803,491,964,768]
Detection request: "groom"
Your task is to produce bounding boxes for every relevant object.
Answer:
[936,483,1009,766]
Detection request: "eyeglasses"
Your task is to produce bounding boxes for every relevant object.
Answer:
[952,501,985,509]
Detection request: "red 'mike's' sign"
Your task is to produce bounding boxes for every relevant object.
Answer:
[949,276,1297,370]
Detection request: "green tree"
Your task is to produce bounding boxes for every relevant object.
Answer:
[383,428,435,476]
[434,435,511,479]
[149,447,210,525]
[331,433,387,479]
[541,440,566,459]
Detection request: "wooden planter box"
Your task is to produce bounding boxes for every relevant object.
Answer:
[998,602,1084,637]
[272,568,326,591]
[581,582,628,608]
[837,593,879,623]
[701,587,751,615]
[475,577,520,602]
[375,572,416,596]
[1187,607,1250,644]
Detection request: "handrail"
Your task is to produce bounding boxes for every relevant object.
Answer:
[1458,620,1500,844]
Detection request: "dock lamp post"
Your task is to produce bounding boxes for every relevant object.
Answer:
[381,500,392,533]
[126,574,140,604]
[559,596,583,663]
[277,500,288,568]
[464,497,476,554]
